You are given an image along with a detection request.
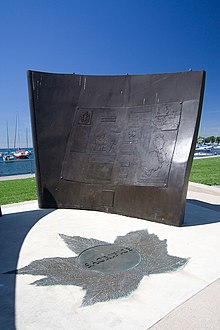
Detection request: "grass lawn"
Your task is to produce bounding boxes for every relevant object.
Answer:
[189,157,220,186]
[0,178,37,205]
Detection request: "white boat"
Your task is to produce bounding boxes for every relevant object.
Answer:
[195,144,213,152]
[13,149,29,159]
[3,153,14,161]
[12,115,31,158]
[213,144,220,151]
[25,150,31,156]
[3,123,15,161]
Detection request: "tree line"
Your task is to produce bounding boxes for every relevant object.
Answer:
[197,136,220,143]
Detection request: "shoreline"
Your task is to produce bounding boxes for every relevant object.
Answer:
[194,154,220,160]
[0,173,35,181]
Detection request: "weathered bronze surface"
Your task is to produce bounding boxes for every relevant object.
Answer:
[28,70,205,226]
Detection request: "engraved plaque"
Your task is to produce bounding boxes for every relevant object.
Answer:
[62,103,181,187]
[28,70,205,226]
[78,244,141,274]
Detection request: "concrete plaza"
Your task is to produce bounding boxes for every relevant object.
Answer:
[0,182,220,329]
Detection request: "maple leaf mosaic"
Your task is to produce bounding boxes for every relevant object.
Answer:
[12,230,188,306]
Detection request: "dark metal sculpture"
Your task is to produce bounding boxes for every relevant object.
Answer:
[28,70,205,226]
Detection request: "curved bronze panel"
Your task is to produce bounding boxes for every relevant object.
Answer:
[28,71,205,226]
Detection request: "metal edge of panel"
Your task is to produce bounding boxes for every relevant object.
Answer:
[179,71,206,225]
[27,70,43,207]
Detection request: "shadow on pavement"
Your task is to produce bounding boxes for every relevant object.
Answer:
[1,200,220,327]
[0,208,54,330]
[184,199,220,226]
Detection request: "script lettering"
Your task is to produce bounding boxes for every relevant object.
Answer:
[84,247,133,269]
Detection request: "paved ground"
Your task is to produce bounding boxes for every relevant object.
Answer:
[0,173,35,181]
[194,154,220,159]
[0,182,220,330]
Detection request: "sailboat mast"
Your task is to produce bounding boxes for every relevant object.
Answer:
[17,114,20,148]
[26,127,28,148]
[6,122,9,149]
[14,113,18,149]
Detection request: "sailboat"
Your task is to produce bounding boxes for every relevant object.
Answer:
[3,122,15,161]
[24,127,31,156]
[3,154,14,161]
[13,149,29,159]
[13,113,29,159]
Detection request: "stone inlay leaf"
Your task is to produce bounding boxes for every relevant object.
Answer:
[11,230,188,306]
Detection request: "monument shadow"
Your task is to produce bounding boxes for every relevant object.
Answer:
[184,199,220,226]
[0,208,54,330]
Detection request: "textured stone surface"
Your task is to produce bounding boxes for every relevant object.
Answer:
[13,230,188,306]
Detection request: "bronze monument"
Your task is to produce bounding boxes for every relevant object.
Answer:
[28,70,205,226]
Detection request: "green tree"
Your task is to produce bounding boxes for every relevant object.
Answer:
[197,136,204,143]
[205,136,215,143]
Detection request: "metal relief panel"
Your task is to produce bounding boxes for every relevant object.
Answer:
[141,102,181,186]
[152,102,181,130]
[86,163,113,181]
[70,126,91,153]
[62,107,124,184]
[61,102,182,187]
[28,70,205,226]
[137,130,178,186]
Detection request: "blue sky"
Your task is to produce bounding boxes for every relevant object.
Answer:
[0,0,219,147]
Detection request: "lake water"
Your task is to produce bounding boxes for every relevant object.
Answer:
[194,147,220,158]
[0,148,35,177]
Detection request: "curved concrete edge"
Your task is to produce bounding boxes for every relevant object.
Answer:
[0,200,38,215]
[188,181,220,196]
[149,277,220,330]
[1,200,38,208]
[0,174,35,181]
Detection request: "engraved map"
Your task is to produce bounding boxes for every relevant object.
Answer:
[61,102,182,187]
